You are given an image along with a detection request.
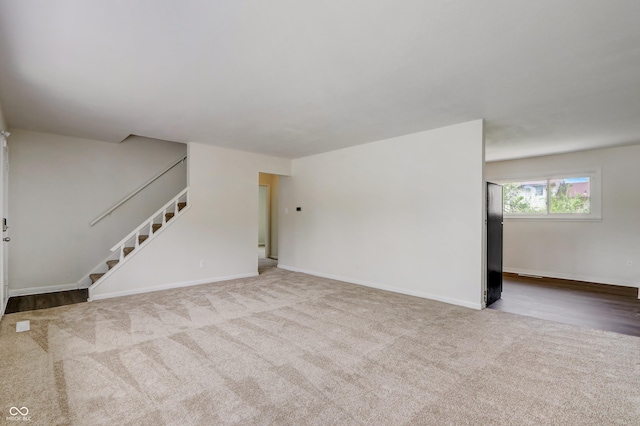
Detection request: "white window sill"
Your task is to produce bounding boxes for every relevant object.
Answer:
[504,215,602,222]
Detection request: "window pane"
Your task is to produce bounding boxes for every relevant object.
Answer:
[549,177,590,214]
[503,180,547,214]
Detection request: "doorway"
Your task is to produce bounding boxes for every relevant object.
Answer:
[258,173,279,273]
[258,185,269,259]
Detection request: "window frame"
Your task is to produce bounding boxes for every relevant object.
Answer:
[491,167,602,221]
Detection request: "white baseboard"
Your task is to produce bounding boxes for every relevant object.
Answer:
[278,265,482,310]
[503,267,639,289]
[9,283,80,297]
[88,272,259,301]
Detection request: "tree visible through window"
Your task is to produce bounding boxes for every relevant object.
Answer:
[549,177,590,213]
[503,177,590,215]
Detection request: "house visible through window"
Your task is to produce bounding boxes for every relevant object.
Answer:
[498,171,600,219]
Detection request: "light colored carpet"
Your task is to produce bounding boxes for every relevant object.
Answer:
[258,256,275,274]
[1,264,639,425]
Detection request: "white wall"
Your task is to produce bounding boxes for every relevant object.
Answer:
[279,120,485,309]
[270,175,279,258]
[8,130,187,294]
[0,101,7,315]
[486,144,640,292]
[0,102,7,130]
[90,143,291,299]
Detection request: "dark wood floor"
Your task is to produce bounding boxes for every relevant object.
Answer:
[5,289,88,314]
[490,275,640,337]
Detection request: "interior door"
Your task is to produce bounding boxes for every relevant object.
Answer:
[486,182,503,306]
[0,134,8,313]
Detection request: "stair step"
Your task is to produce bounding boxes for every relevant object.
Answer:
[106,260,119,270]
[90,273,105,284]
[88,196,188,289]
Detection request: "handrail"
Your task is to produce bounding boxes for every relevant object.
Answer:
[110,186,190,251]
[90,154,187,226]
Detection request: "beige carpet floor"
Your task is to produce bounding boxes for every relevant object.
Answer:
[1,261,639,425]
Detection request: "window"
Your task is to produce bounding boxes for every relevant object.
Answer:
[503,180,548,214]
[496,169,600,220]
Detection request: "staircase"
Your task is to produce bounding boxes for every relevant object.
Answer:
[80,188,190,293]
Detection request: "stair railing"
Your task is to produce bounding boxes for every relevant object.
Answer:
[89,154,187,226]
[110,186,189,255]
[80,187,190,291]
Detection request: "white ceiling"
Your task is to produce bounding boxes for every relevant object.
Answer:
[0,1,639,161]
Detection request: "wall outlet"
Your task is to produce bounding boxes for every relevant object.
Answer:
[199,260,205,268]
